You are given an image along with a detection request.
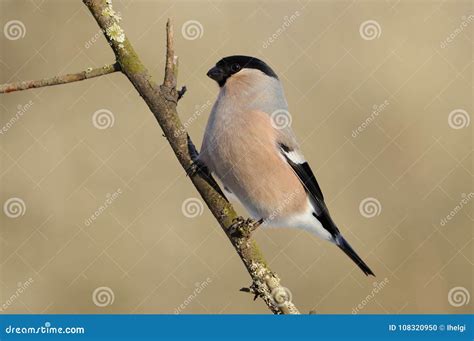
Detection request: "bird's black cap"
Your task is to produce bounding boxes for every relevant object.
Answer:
[207,55,278,87]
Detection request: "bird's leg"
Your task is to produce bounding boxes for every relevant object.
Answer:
[186,158,229,202]
[185,158,208,177]
[242,218,263,237]
[246,218,263,235]
[185,134,213,178]
[230,218,263,239]
[186,133,204,177]
[186,134,229,201]
[229,216,246,237]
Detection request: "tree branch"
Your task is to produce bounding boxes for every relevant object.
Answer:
[163,19,177,89]
[0,63,120,93]
[1,0,300,314]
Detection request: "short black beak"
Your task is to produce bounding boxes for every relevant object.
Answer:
[206,66,224,82]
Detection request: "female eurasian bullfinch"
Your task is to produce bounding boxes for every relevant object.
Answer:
[199,55,374,276]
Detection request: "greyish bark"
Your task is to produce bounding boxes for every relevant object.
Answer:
[0,63,120,93]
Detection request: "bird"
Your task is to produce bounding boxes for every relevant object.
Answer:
[198,55,374,276]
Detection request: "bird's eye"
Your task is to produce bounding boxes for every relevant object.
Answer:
[231,64,241,72]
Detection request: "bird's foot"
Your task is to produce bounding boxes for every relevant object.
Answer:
[247,218,263,234]
[230,218,263,239]
[185,159,209,177]
[229,217,246,237]
[186,134,208,177]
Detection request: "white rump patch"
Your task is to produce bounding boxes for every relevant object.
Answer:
[262,199,333,241]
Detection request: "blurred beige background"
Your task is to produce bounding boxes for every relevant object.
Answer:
[0,0,472,314]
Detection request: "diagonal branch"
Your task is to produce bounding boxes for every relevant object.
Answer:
[0,63,120,93]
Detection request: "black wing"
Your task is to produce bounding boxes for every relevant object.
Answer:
[279,142,340,236]
[279,143,324,203]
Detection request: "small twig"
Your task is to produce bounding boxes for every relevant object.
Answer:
[0,63,120,93]
[163,19,176,89]
[177,86,187,101]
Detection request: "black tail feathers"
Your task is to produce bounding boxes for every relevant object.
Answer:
[335,234,375,276]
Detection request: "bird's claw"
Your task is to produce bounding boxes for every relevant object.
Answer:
[185,161,198,177]
[248,218,264,232]
[186,159,208,177]
[229,217,246,237]
[229,218,263,238]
